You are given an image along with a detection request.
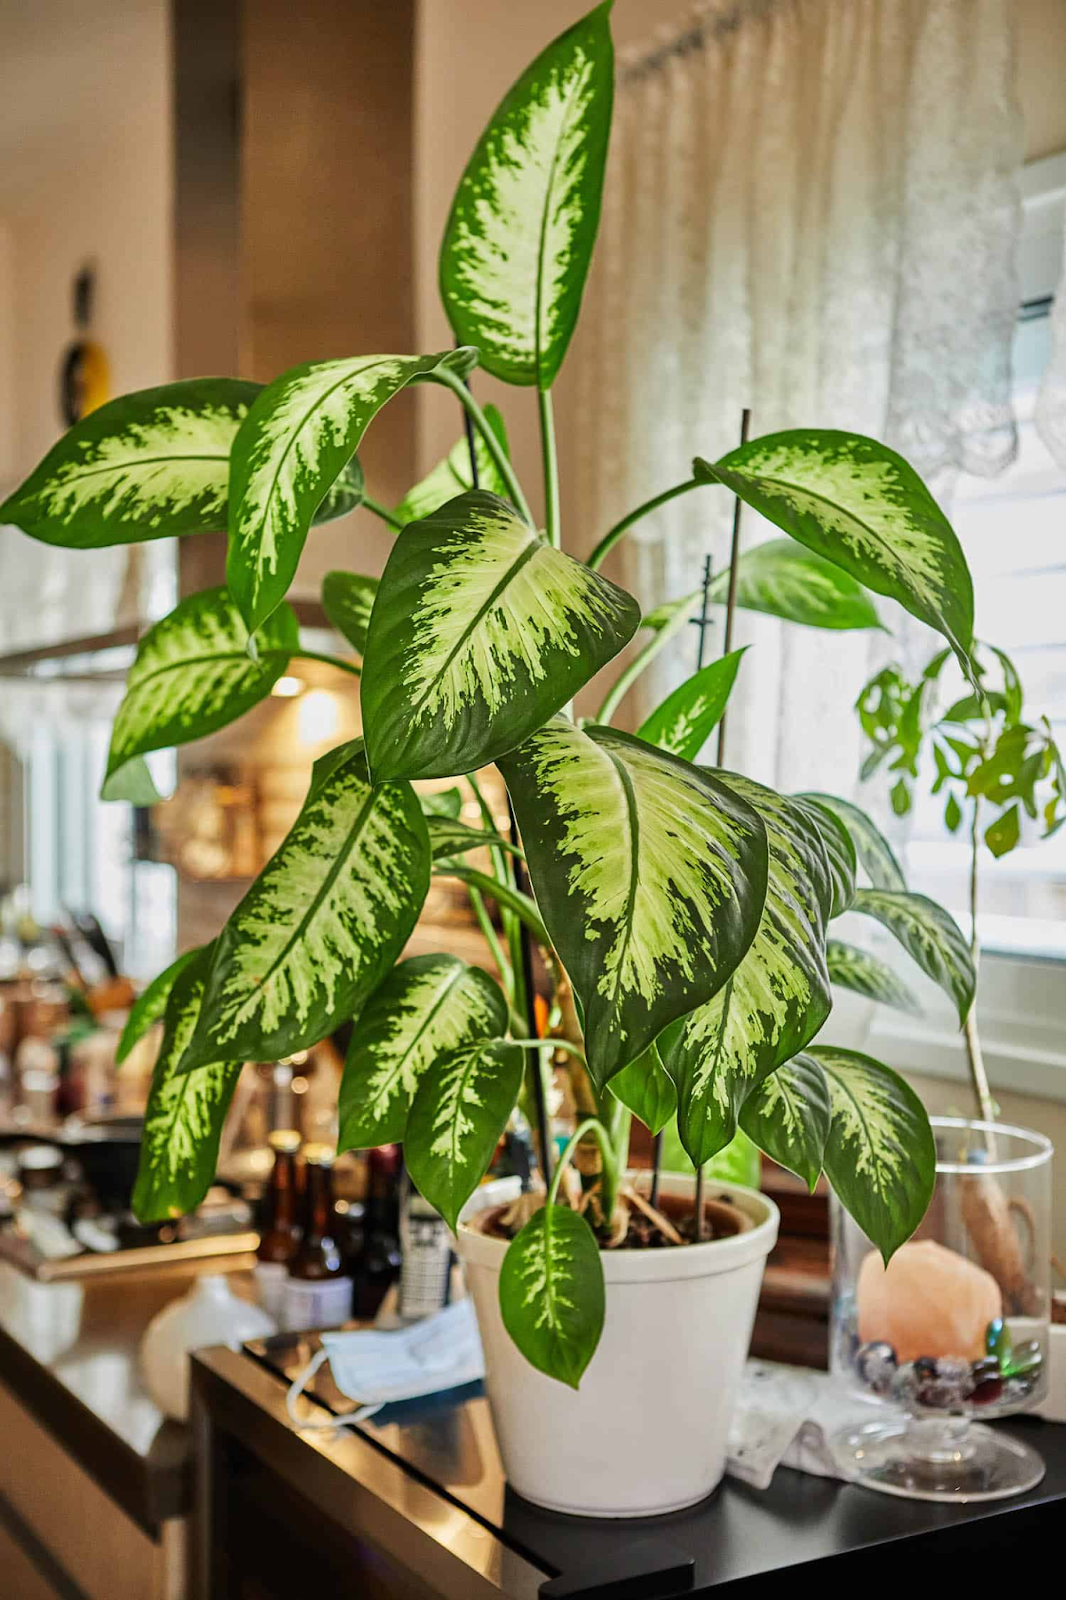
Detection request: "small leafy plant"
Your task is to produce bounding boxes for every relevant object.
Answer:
[2,4,981,1385]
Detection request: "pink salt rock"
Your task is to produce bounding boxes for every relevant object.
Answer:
[857,1240,1002,1363]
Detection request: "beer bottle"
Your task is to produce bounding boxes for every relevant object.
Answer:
[254,1129,301,1319]
[282,1144,353,1332]
[355,1143,403,1319]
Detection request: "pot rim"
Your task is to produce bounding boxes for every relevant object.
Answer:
[457,1172,779,1283]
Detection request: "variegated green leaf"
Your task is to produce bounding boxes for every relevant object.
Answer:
[0,379,259,548]
[662,776,833,1167]
[810,1045,936,1261]
[709,539,884,631]
[132,947,242,1221]
[439,3,613,389]
[117,946,203,1064]
[500,721,768,1088]
[740,1053,831,1192]
[802,792,906,892]
[420,787,464,819]
[499,1202,605,1388]
[608,1043,677,1137]
[227,348,476,634]
[695,431,974,662]
[105,588,298,786]
[179,739,430,1072]
[438,863,550,948]
[851,888,974,1024]
[362,490,639,782]
[426,816,522,863]
[321,571,377,656]
[393,404,511,525]
[405,1039,523,1231]
[826,939,921,1015]
[635,650,745,762]
[338,955,508,1151]
[793,795,856,916]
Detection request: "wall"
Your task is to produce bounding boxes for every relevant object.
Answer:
[0,0,173,476]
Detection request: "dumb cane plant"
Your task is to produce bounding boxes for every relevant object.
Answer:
[2,5,981,1384]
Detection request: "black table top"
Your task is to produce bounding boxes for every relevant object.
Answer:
[226,1328,1066,1597]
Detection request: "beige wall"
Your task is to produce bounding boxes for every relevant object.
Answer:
[0,0,173,477]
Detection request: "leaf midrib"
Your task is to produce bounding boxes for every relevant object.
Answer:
[48,451,232,491]
[532,53,587,385]
[405,527,542,723]
[599,742,641,1021]
[127,645,288,695]
[363,963,471,1118]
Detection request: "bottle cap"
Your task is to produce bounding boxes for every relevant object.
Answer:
[268,1129,301,1154]
[302,1142,335,1166]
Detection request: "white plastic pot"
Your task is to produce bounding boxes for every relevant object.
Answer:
[456,1172,779,1517]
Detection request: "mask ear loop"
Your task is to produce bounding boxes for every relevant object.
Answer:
[285,1346,384,1432]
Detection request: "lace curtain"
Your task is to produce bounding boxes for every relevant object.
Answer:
[574,0,1024,793]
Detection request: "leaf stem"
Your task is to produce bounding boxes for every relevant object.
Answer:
[440,863,549,948]
[548,1116,617,1209]
[585,477,701,572]
[466,882,511,993]
[715,407,751,768]
[964,793,996,1128]
[361,495,404,532]
[291,650,361,678]
[538,388,561,548]
[511,1037,586,1064]
[433,369,534,525]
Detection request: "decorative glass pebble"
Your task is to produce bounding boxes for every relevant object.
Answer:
[970,1375,1003,1406]
[890,1362,921,1405]
[855,1340,897,1394]
[1002,1338,1041,1378]
[984,1316,1013,1369]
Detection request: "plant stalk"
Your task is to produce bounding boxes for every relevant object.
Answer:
[361,495,405,532]
[434,368,533,525]
[964,793,996,1126]
[508,797,554,1189]
[291,650,362,678]
[538,388,561,549]
[586,477,701,572]
[714,406,751,768]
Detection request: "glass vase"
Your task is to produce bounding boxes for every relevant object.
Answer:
[829,1117,1052,1501]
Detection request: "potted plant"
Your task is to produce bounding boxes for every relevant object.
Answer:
[1,4,984,1516]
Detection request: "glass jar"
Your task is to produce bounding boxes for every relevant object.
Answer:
[829,1117,1052,1501]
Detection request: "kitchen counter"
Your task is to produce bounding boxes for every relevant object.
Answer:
[0,1256,255,1600]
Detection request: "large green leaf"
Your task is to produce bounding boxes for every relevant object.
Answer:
[393,404,510,526]
[426,816,521,863]
[499,1202,605,1388]
[826,939,921,1015]
[405,1039,523,1231]
[810,1045,936,1261]
[802,792,906,891]
[710,539,884,631]
[662,776,833,1167]
[337,956,508,1151]
[0,379,259,548]
[635,650,745,761]
[851,888,974,1024]
[500,721,768,1088]
[105,589,298,787]
[608,1043,677,1136]
[792,795,857,916]
[100,755,164,806]
[132,948,242,1221]
[362,490,639,782]
[321,572,378,656]
[179,740,429,1072]
[695,431,974,662]
[117,946,203,1065]
[739,1053,831,1192]
[439,3,613,389]
[227,348,476,634]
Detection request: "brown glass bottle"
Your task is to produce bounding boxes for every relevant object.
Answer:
[257,1129,301,1265]
[282,1145,353,1331]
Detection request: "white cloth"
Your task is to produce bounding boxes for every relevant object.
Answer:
[573,0,1024,787]
[727,1358,901,1489]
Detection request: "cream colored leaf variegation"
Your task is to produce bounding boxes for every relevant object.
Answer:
[663,775,833,1166]
[337,955,508,1150]
[501,721,769,1086]
[740,1052,831,1193]
[405,1039,523,1230]
[439,4,614,388]
[106,588,298,784]
[179,741,430,1072]
[228,349,476,634]
[362,491,639,781]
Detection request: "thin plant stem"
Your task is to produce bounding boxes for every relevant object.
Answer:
[649,1131,663,1209]
[510,1038,586,1065]
[433,368,533,525]
[466,882,511,993]
[548,1117,617,1208]
[964,793,996,1128]
[508,795,554,1188]
[441,864,549,946]
[715,407,751,768]
[538,388,561,549]
[362,495,404,532]
[291,650,362,678]
[586,478,701,572]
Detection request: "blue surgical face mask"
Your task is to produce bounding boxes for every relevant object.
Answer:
[286,1298,484,1431]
